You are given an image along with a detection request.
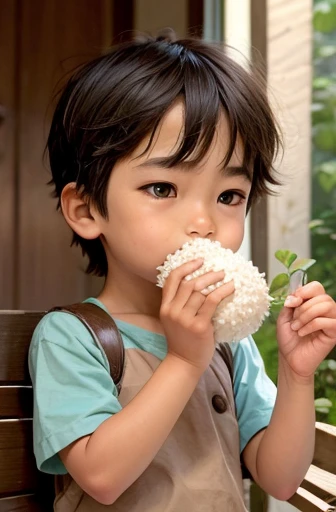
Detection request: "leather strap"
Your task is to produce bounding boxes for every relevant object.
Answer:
[216,342,234,385]
[49,303,232,393]
[49,302,125,393]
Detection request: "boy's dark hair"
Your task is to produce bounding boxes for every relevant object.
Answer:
[47,32,281,277]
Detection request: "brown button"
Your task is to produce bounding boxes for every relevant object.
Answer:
[212,394,227,414]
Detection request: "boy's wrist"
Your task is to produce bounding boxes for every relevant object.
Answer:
[164,352,206,380]
[277,352,315,388]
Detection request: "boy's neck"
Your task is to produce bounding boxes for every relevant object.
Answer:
[98,269,162,320]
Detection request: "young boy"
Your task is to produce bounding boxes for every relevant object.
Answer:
[29,34,336,511]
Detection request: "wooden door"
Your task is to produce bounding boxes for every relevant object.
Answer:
[0,0,116,310]
[0,0,16,309]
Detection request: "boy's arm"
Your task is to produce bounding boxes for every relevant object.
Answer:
[60,354,203,504]
[243,281,336,500]
[59,260,235,505]
[242,357,315,500]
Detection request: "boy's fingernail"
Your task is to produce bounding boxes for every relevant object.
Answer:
[284,295,296,306]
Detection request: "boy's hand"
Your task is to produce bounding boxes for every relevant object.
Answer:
[160,259,234,372]
[276,281,336,379]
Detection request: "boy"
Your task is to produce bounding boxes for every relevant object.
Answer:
[29,34,336,511]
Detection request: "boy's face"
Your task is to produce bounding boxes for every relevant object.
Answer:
[96,101,251,285]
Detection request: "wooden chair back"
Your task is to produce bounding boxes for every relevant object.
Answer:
[288,422,336,512]
[0,311,54,511]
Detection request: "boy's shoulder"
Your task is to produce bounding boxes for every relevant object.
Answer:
[31,307,93,344]
[31,298,106,345]
[29,303,110,369]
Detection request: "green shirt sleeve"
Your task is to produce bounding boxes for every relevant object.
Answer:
[231,336,277,453]
[29,311,122,474]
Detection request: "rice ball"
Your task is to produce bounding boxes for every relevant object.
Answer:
[156,238,271,343]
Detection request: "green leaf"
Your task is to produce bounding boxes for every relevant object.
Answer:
[313,76,333,90]
[314,2,336,33]
[313,122,336,152]
[309,219,324,229]
[327,359,336,370]
[316,160,336,174]
[314,398,332,412]
[289,258,317,273]
[275,250,297,268]
[269,273,290,296]
[318,169,336,192]
[311,102,334,123]
[318,45,336,58]
[315,407,331,414]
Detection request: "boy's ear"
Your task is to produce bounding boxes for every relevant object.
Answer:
[61,183,101,240]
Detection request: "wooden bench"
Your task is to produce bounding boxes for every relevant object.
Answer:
[0,310,335,511]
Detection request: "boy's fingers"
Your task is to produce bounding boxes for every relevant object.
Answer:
[193,270,225,293]
[297,317,336,339]
[197,280,235,320]
[291,281,325,301]
[292,294,334,317]
[163,272,229,319]
[161,259,203,303]
[182,291,208,315]
[290,300,335,331]
[163,267,225,311]
[277,304,294,324]
[284,295,303,308]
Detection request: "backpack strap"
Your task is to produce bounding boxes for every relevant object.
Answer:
[216,342,234,385]
[49,302,125,393]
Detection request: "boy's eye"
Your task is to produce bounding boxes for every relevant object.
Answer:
[218,191,244,205]
[144,183,176,198]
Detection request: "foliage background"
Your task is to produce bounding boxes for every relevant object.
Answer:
[255,0,336,425]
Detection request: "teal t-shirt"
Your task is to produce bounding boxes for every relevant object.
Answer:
[28,297,277,475]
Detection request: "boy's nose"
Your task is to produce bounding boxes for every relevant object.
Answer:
[186,209,215,238]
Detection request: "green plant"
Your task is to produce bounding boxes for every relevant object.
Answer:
[254,249,335,424]
[255,1,336,425]
[269,250,316,311]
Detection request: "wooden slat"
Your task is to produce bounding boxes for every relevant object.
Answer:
[302,466,336,505]
[0,494,47,512]
[0,420,36,495]
[0,420,54,506]
[289,486,335,512]
[0,312,44,384]
[0,387,33,419]
[314,423,336,475]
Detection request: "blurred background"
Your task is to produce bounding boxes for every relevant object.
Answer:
[0,1,335,510]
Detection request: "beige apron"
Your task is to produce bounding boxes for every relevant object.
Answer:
[54,348,247,512]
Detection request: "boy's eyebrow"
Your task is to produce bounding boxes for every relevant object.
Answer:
[136,158,252,182]
[223,165,252,182]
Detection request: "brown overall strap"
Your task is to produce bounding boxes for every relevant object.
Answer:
[49,302,125,393]
[48,303,232,392]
